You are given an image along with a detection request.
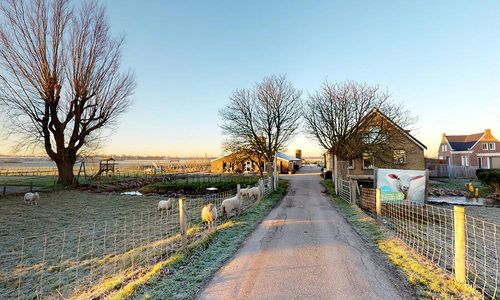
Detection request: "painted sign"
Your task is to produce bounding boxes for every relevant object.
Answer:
[376,168,427,203]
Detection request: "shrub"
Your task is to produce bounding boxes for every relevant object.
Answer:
[476,169,500,193]
[324,170,332,180]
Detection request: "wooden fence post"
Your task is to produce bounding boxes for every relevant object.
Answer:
[454,205,466,283]
[259,179,264,200]
[237,183,241,200]
[376,188,382,223]
[179,198,187,248]
[350,180,357,205]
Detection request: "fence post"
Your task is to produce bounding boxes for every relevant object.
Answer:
[179,198,187,248]
[237,183,241,200]
[349,180,357,204]
[454,205,466,283]
[376,188,381,223]
[259,179,264,200]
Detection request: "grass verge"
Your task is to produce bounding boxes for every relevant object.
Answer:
[112,180,288,300]
[322,180,482,299]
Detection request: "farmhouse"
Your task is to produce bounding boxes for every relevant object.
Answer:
[324,108,427,180]
[210,151,301,174]
[438,129,500,169]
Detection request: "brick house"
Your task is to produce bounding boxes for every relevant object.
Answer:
[438,129,500,169]
[324,108,427,180]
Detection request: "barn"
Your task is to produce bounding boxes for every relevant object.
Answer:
[210,151,302,174]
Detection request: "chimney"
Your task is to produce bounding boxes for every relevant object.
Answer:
[485,129,491,135]
[441,133,446,144]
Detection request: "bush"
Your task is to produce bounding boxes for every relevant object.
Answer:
[324,170,332,180]
[476,169,500,193]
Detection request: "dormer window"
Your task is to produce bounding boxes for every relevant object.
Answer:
[482,143,488,150]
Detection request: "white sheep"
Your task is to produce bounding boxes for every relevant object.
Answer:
[158,198,173,212]
[220,194,241,218]
[239,186,251,197]
[24,192,39,205]
[246,186,261,201]
[201,203,217,229]
[387,173,425,201]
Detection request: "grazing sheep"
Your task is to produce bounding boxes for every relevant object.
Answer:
[220,194,241,218]
[240,186,261,201]
[24,192,39,205]
[239,186,252,199]
[158,198,173,211]
[246,186,261,201]
[201,203,217,229]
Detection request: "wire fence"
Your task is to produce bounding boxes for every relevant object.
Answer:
[0,177,275,299]
[358,188,499,299]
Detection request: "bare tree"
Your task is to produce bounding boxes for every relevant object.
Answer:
[303,81,417,162]
[219,75,302,175]
[0,0,135,185]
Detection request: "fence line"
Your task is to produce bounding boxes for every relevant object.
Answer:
[0,177,275,299]
[426,164,478,179]
[357,187,499,299]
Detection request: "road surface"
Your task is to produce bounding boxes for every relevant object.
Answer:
[198,165,414,300]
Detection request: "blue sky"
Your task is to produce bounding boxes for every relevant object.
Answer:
[2,1,500,157]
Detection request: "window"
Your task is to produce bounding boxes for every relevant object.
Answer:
[348,159,354,169]
[441,144,448,152]
[489,143,496,151]
[482,143,488,150]
[461,156,469,166]
[362,153,374,169]
[478,157,483,169]
[363,126,388,144]
[393,149,407,165]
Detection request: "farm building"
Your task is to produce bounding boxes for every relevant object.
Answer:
[210,151,302,174]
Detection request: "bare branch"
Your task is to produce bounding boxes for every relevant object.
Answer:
[0,0,135,184]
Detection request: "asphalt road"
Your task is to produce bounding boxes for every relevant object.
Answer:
[198,165,414,300]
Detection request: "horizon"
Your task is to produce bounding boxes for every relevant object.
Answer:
[1,0,499,158]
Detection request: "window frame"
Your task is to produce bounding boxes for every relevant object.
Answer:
[489,143,496,151]
[393,149,407,165]
[461,155,469,166]
[348,159,354,170]
[362,153,374,170]
[482,143,488,150]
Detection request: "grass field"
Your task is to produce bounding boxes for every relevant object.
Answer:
[0,176,271,299]
[0,190,168,299]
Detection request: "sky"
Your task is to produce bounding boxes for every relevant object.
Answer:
[1,0,500,158]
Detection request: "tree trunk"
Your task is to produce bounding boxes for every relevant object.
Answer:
[267,161,274,177]
[56,159,75,185]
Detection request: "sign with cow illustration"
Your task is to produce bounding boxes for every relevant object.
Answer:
[376,168,428,203]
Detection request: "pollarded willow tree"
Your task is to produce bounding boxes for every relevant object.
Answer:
[303,81,417,162]
[0,0,135,185]
[219,75,302,175]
